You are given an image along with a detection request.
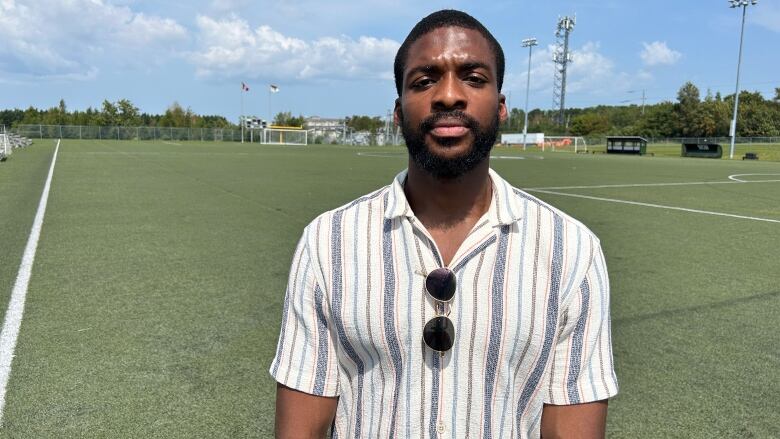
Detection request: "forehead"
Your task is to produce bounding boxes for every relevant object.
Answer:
[404,26,495,72]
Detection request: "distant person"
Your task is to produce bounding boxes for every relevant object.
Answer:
[271,9,618,438]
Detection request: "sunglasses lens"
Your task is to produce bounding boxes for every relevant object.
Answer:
[423,316,455,352]
[425,268,456,302]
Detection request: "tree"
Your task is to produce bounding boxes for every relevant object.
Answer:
[570,113,609,136]
[345,115,383,132]
[677,82,700,107]
[116,99,140,126]
[675,82,703,136]
[56,99,68,124]
[774,87,780,103]
[273,111,305,127]
[99,100,119,126]
[160,102,187,127]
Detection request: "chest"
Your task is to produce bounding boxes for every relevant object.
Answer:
[322,218,561,373]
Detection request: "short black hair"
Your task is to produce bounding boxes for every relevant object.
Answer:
[393,9,505,97]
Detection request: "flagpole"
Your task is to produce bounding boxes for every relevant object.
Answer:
[241,84,244,143]
[268,88,272,127]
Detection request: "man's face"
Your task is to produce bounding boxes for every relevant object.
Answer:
[395,26,507,180]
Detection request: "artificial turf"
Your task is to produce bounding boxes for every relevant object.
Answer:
[0,140,777,437]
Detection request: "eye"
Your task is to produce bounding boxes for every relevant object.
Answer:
[464,74,488,86]
[411,77,435,90]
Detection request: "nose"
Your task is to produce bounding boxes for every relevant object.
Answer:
[432,73,466,111]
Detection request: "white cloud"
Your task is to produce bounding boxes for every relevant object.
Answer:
[640,41,682,66]
[0,0,186,78]
[189,15,400,82]
[505,41,640,107]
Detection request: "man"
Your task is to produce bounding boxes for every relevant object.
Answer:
[271,9,618,438]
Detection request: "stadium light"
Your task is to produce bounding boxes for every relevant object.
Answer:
[727,0,758,159]
[521,37,538,151]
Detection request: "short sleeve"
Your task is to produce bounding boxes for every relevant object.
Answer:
[544,239,618,405]
[269,230,340,397]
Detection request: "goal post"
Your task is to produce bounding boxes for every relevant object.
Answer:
[0,126,9,160]
[542,136,587,153]
[262,128,307,145]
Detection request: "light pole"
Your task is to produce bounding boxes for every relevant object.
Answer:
[521,37,538,150]
[728,0,757,159]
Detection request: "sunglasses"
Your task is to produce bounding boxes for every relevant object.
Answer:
[422,267,456,354]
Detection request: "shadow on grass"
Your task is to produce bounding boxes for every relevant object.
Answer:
[613,290,780,327]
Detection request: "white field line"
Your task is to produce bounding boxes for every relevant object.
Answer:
[356,152,406,158]
[528,178,780,190]
[728,173,780,183]
[356,152,544,160]
[0,139,60,423]
[493,155,544,160]
[161,140,182,146]
[70,151,256,156]
[528,188,780,224]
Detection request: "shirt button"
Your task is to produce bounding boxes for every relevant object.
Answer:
[437,422,445,434]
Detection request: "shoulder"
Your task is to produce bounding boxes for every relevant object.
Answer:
[299,184,392,249]
[510,186,601,246]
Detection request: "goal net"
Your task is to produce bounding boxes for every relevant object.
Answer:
[542,136,587,153]
[262,128,307,146]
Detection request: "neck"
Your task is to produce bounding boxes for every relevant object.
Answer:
[404,159,493,230]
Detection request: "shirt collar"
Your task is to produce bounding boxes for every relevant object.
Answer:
[384,168,523,226]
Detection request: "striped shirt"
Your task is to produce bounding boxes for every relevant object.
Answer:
[270,168,618,438]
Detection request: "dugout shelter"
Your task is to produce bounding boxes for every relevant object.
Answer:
[606,136,648,155]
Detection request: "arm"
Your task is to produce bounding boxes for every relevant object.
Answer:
[540,400,608,439]
[270,227,341,437]
[541,237,617,436]
[275,383,338,439]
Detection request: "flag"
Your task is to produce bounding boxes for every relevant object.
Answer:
[269,84,280,93]
[241,82,249,92]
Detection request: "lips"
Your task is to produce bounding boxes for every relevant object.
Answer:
[430,126,469,137]
[429,120,470,138]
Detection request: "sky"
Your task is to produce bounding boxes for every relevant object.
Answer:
[1,0,778,123]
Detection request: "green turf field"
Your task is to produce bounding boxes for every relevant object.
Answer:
[0,140,778,437]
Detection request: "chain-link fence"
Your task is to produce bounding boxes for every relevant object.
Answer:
[14,124,247,142]
[583,136,780,146]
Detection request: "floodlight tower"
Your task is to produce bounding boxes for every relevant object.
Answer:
[521,37,538,150]
[552,15,575,126]
[727,0,758,159]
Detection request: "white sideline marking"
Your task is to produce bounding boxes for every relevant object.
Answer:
[161,141,182,146]
[0,139,60,423]
[728,173,780,183]
[528,188,780,224]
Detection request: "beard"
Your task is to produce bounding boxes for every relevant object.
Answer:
[400,109,500,180]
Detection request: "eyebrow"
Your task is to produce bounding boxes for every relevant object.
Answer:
[405,61,492,81]
[406,65,440,79]
[459,61,492,73]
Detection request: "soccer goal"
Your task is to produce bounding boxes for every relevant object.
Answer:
[0,126,9,161]
[262,128,307,146]
[542,136,587,153]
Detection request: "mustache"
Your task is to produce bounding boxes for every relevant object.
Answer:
[419,110,480,133]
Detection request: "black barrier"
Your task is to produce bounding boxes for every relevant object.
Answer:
[681,143,722,158]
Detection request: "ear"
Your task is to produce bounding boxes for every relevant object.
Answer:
[498,93,508,123]
[393,98,402,126]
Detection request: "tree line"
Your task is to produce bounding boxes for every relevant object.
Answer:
[0,99,233,129]
[3,82,779,138]
[503,83,780,138]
